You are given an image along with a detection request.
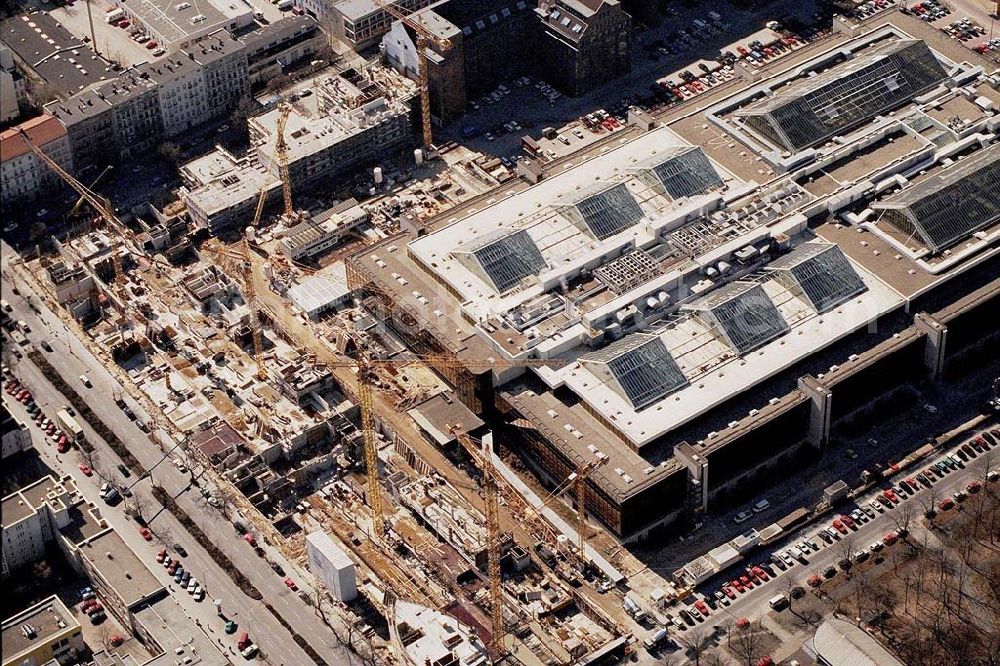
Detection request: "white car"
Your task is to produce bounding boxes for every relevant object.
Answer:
[79,374,92,387]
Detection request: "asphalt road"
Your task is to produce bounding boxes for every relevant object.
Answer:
[667,433,997,646]
[1,254,361,666]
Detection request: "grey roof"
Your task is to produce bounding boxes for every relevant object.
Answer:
[736,40,947,151]
[567,182,644,240]
[810,618,905,666]
[581,333,688,409]
[2,12,115,96]
[766,241,867,313]
[686,282,789,355]
[461,229,547,293]
[635,146,723,199]
[873,143,1000,253]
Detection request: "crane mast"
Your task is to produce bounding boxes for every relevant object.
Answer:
[373,0,452,147]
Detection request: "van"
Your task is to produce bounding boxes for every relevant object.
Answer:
[644,628,668,649]
[768,593,788,610]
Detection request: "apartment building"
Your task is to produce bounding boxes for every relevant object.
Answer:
[534,0,631,97]
[45,30,248,170]
[1,405,33,460]
[307,0,436,50]
[381,0,631,123]
[0,114,73,203]
[242,16,327,87]
[1,597,84,666]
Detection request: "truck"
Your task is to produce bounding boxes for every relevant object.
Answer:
[57,408,84,442]
[643,628,668,650]
[106,8,125,23]
[276,0,294,10]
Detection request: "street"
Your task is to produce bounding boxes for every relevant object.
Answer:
[652,428,997,662]
[1,250,362,666]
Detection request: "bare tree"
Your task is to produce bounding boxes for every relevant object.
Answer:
[837,535,857,576]
[731,619,764,666]
[682,629,712,666]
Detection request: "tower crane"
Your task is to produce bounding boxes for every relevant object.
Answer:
[17,129,139,289]
[373,0,452,147]
[201,237,268,381]
[538,458,608,559]
[250,102,294,227]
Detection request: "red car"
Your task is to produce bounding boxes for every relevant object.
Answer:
[156,549,167,563]
[966,480,982,494]
[807,575,822,587]
[883,489,900,504]
[938,498,954,511]
[739,575,754,589]
[139,527,153,541]
[730,579,744,592]
[57,441,70,453]
[722,586,736,599]
[752,566,769,581]
[694,600,710,617]
[840,514,856,529]
[78,464,93,476]
[832,519,847,534]
[882,532,898,546]
[146,41,158,50]
[283,577,297,591]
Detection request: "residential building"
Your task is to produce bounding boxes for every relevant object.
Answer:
[1,405,33,460]
[0,44,25,123]
[0,114,73,202]
[534,0,632,97]
[242,16,327,87]
[312,0,436,50]
[46,30,249,170]
[183,65,415,234]
[381,0,631,123]
[1,597,84,666]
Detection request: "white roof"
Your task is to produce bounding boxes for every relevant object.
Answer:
[810,617,905,666]
[547,253,902,448]
[288,266,350,315]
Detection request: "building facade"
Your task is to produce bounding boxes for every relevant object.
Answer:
[0,114,73,202]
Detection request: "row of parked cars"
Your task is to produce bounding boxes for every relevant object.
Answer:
[109,16,166,56]
[687,431,999,625]
[4,377,73,453]
[942,17,986,42]
[849,0,897,20]
[157,547,207,601]
[901,0,951,22]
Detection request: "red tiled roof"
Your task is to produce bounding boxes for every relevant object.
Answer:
[0,114,67,162]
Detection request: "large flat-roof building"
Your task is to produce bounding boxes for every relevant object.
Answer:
[183,65,415,234]
[106,0,253,50]
[349,27,1000,541]
[1,596,84,666]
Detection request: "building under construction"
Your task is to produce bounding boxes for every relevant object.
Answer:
[182,65,417,234]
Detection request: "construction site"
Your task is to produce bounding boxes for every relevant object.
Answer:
[4,5,999,664]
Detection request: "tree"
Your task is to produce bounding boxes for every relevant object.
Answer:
[158,142,183,166]
[265,74,291,94]
[682,630,711,666]
[731,619,764,666]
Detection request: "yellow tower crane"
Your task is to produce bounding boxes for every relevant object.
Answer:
[373,0,453,147]
[251,101,294,227]
[532,457,607,562]
[17,129,136,289]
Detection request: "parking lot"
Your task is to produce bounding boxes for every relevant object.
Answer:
[442,0,829,158]
[656,427,999,643]
[48,1,161,66]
